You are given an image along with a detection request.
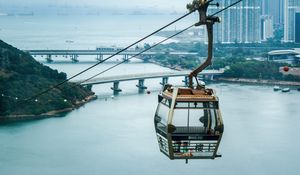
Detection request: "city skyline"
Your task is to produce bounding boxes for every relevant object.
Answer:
[1,0,300,43]
[209,0,262,43]
[211,0,300,43]
[284,0,300,42]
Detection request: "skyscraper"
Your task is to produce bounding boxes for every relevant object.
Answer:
[245,0,262,43]
[209,0,262,43]
[283,0,300,42]
[295,12,300,43]
[262,0,284,27]
[261,15,274,41]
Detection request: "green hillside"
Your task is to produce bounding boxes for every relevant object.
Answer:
[0,40,94,117]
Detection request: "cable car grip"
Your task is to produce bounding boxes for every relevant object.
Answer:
[186,0,220,89]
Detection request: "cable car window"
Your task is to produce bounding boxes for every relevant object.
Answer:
[209,109,216,133]
[188,108,205,127]
[209,101,218,109]
[172,105,207,134]
[172,109,190,127]
[161,98,171,108]
[156,103,169,126]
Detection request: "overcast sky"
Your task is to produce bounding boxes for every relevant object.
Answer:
[0,0,190,12]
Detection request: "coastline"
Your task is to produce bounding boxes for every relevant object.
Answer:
[0,95,97,123]
[148,59,185,71]
[148,59,300,87]
[217,78,300,87]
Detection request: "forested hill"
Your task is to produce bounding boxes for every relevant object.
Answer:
[0,40,94,117]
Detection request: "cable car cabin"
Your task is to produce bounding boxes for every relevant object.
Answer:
[154,85,224,160]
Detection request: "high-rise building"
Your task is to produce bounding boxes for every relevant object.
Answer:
[209,0,262,43]
[261,15,274,41]
[276,0,285,26]
[262,0,284,26]
[283,0,300,42]
[295,12,300,43]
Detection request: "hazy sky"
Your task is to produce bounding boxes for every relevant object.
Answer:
[1,0,189,12]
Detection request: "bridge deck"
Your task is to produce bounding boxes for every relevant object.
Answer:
[76,70,224,85]
[25,50,198,56]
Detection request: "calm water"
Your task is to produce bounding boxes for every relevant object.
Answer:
[1,15,300,175]
[0,14,196,49]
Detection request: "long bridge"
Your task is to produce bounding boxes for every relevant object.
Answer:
[24,48,198,63]
[75,70,224,95]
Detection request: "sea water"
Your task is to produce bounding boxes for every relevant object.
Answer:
[1,14,300,175]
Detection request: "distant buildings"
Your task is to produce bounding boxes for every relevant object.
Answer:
[204,0,300,44]
[268,49,300,65]
[261,15,274,41]
[262,0,284,27]
[209,0,261,43]
[296,12,300,43]
[283,0,300,42]
[262,0,300,43]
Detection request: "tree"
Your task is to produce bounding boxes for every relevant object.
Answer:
[144,43,151,50]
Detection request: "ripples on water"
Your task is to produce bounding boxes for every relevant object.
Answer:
[1,15,300,175]
[1,61,300,175]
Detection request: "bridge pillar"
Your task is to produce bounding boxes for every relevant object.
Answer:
[71,54,79,62]
[160,77,169,86]
[182,76,189,86]
[111,81,122,95]
[183,76,196,86]
[96,54,103,61]
[136,79,147,93]
[123,55,129,62]
[46,54,53,63]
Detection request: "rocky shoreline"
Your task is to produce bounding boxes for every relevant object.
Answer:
[0,95,97,123]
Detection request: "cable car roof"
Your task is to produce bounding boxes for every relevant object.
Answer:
[162,87,218,102]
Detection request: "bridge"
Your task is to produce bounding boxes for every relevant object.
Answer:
[24,49,198,63]
[75,70,224,95]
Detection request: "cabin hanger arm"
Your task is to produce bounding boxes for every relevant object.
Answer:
[187,0,220,88]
